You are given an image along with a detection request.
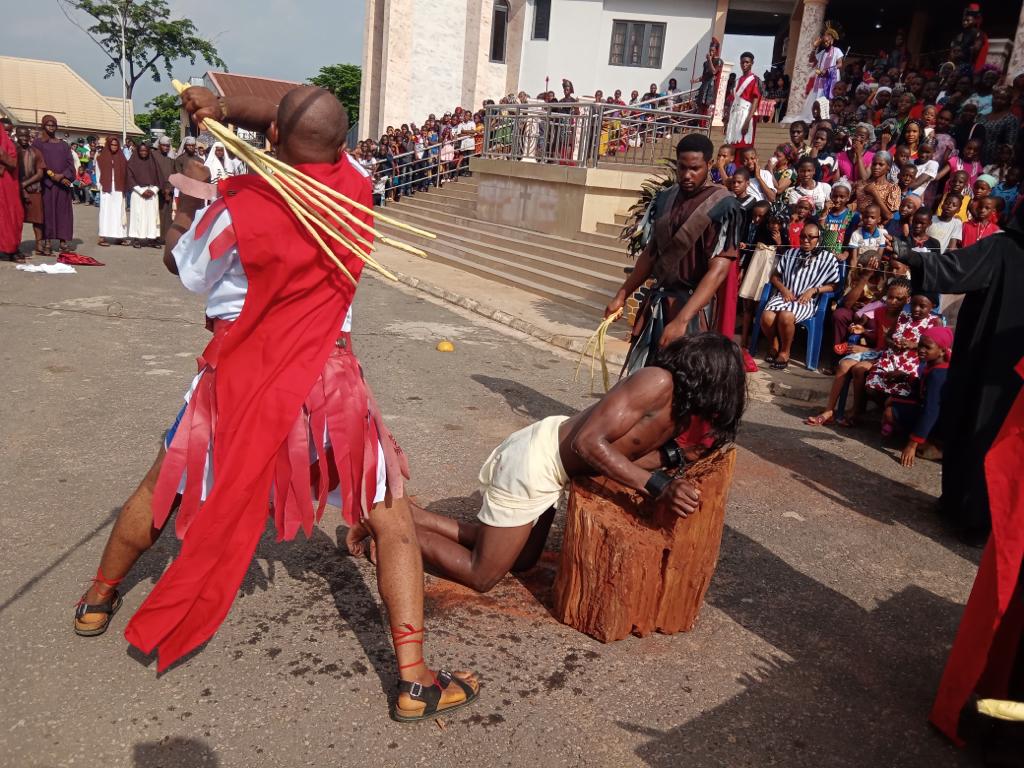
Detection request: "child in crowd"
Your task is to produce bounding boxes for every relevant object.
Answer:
[971,174,998,217]
[711,144,736,185]
[983,143,1014,183]
[787,198,814,246]
[771,144,798,197]
[927,192,965,252]
[940,170,973,222]
[830,250,892,358]
[911,141,939,200]
[807,277,913,427]
[961,196,1001,247]
[885,325,953,468]
[848,203,889,263]
[785,157,832,212]
[992,166,1021,217]
[809,127,837,182]
[730,166,758,210]
[886,194,921,240]
[819,181,858,260]
[942,137,984,189]
[896,163,918,199]
[741,147,777,202]
[737,203,775,351]
[900,209,941,255]
[789,121,811,157]
[865,291,942,406]
[888,145,913,183]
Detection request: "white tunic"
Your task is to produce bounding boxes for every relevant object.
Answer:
[94,160,126,239]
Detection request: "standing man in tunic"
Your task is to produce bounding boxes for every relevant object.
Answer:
[151,136,176,243]
[0,119,23,261]
[724,53,761,149]
[32,115,76,254]
[16,127,46,257]
[605,133,744,373]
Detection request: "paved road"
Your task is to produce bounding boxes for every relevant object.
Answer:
[0,213,983,767]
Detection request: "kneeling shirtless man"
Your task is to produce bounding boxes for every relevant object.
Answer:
[349,332,746,592]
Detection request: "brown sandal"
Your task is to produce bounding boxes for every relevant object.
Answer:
[73,569,123,637]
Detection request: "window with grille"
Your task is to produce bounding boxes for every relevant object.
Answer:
[533,0,551,40]
[491,0,509,62]
[609,21,666,68]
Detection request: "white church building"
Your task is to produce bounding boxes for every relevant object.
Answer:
[358,0,734,139]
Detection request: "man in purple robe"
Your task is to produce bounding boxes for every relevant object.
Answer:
[32,115,76,253]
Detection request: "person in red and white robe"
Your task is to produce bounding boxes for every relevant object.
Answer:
[725,52,762,149]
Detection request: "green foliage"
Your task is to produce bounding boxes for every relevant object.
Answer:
[134,92,181,145]
[621,158,677,259]
[308,64,361,127]
[60,0,226,98]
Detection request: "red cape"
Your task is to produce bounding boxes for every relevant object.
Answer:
[930,357,1024,744]
[125,159,373,671]
[0,131,24,254]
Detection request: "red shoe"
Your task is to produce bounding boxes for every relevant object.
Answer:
[742,350,758,373]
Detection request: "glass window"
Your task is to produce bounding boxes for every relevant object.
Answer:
[533,0,551,40]
[609,20,666,68]
[491,0,509,62]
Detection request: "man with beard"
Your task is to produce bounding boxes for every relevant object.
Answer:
[32,115,77,254]
[151,136,176,243]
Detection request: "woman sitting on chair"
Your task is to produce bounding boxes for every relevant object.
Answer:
[759,220,840,370]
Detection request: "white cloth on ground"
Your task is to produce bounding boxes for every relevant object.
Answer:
[477,415,570,528]
[16,262,76,274]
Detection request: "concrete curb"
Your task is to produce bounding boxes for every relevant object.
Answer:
[372,268,628,366]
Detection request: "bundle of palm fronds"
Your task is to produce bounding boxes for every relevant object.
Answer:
[619,157,677,259]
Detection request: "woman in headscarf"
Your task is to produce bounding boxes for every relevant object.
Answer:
[204,141,230,182]
[94,136,128,247]
[126,142,163,248]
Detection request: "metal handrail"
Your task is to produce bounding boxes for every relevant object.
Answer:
[357,135,482,203]
[481,100,710,168]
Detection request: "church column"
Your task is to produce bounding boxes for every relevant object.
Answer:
[783,0,827,122]
[1006,1,1024,79]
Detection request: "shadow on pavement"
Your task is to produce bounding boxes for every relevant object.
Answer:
[621,526,973,767]
[0,506,119,617]
[132,736,219,767]
[738,415,977,560]
[471,374,577,421]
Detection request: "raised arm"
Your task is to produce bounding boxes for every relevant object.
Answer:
[182,87,279,134]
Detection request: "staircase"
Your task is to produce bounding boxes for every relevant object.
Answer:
[376,178,632,316]
[376,122,789,315]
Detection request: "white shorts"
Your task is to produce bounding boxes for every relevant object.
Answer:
[477,415,569,528]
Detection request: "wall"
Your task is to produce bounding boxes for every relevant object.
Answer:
[518,0,718,99]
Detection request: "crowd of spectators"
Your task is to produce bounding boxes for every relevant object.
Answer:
[711,11,1022,470]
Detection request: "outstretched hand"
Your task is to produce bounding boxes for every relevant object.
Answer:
[180,86,223,129]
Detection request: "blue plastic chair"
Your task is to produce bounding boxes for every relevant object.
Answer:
[748,284,833,371]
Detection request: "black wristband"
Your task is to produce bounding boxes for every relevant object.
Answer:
[645,470,673,498]
[660,442,684,470]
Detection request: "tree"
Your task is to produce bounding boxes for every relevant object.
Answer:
[308,64,361,127]
[59,0,226,99]
[134,92,181,145]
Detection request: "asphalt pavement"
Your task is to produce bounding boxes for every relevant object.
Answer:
[0,210,987,767]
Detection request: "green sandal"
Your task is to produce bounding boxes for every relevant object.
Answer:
[391,670,480,723]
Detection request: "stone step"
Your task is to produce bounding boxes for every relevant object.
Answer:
[596,220,624,237]
[417,184,478,204]
[392,195,475,217]
[384,198,628,263]
[380,204,629,278]
[377,222,611,315]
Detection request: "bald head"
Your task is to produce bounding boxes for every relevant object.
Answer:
[273,86,349,164]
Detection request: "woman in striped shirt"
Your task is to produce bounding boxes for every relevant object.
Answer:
[759,221,841,370]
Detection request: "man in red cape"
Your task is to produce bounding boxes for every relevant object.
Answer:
[930,357,1024,754]
[73,86,478,722]
[0,119,25,260]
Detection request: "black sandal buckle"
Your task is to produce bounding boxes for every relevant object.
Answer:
[408,681,423,699]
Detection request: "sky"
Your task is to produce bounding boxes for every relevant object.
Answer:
[3,0,365,107]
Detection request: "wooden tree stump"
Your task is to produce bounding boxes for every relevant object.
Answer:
[552,447,736,643]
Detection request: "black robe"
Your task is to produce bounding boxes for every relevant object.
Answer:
[911,231,1024,536]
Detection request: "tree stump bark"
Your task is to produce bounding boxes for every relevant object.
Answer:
[552,447,736,642]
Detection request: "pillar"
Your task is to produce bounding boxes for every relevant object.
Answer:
[712,61,733,127]
[1006,1,1024,78]
[907,8,928,67]
[783,2,803,81]
[784,0,827,123]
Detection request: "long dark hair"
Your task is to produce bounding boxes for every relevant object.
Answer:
[652,333,747,449]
